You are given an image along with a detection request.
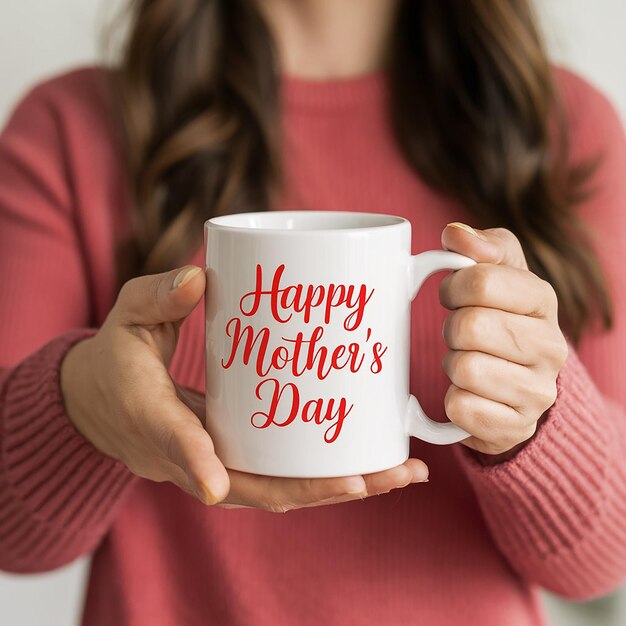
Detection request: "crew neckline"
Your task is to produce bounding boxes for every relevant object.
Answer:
[280,72,388,112]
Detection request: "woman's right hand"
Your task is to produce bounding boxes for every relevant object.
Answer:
[60,266,429,510]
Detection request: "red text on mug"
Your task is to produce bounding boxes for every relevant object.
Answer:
[221,264,388,443]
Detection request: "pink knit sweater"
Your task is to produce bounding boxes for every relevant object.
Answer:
[1,67,625,626]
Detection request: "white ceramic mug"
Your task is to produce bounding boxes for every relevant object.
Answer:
[205,211,474,478]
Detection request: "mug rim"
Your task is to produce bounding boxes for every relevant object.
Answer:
[205,210,408,235]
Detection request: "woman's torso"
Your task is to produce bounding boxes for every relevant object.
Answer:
[41,67,545,626]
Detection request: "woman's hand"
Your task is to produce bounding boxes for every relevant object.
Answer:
[61,266,428,510]
[439,222,569,461]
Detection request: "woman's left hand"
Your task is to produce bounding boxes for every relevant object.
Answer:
[439,222,569,462]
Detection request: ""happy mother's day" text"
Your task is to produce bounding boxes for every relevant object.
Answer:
[221,264,388,443]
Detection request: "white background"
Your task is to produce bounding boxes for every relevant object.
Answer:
[0,1,625,625]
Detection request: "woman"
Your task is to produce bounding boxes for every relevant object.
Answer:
[1,0,625,624]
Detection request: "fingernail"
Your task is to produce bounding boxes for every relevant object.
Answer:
[196,481,219,505]
[447,222,486,240]
[173,266,202,290]
[344,476,367,495]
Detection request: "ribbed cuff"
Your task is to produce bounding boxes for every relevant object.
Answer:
[0,330,135,539]
[456,347,616,561]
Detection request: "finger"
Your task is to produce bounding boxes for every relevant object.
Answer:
[143,395,230,504]
[362,458,429,495]
[442,223,528,270]
[442,307,558,366]
[439,263,557,319]
[224,472,367,512]
[115,265,206,326]
[294,465,426,508]
[442,350,556,412]
[216,492,370,511]
[444,384,535,451]
[216,495,369,511]
[297,492,376,509]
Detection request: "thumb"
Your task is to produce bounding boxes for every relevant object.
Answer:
[142,392,231,504]
[115,265,206,326]
[441,222,528,270]
[162,413,231,505]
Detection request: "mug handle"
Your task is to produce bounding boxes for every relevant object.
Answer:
[406,250,476,445]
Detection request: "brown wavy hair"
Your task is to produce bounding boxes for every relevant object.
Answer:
[113,0,611,342]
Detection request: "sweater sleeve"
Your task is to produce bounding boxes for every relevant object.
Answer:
[0,80,135,573]
[455,70,626,600]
